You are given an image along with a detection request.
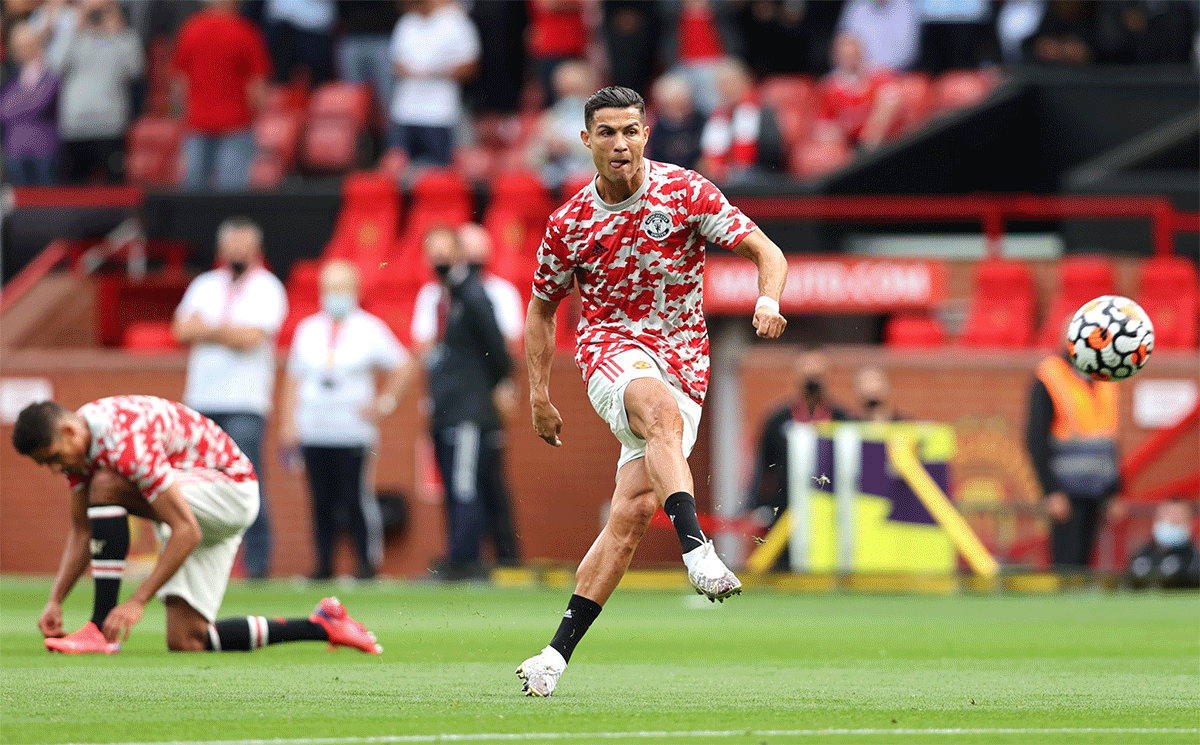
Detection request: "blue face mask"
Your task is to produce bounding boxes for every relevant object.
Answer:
[321,292,356,318]
[1153,521,1191,549]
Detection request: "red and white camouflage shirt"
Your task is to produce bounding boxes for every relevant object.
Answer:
[67,395,256,501]
[532,159,757,403]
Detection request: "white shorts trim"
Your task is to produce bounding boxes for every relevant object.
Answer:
[155,476,259,623]
[586,347,703,473]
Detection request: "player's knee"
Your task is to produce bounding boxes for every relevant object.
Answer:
[613,490,658,530]
[166,631,207,652]
[87,469,131,504]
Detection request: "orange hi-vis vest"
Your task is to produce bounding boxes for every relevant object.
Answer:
[1036,355,1120,498]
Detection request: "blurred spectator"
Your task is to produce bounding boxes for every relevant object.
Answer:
[528,0,588,107]
[1,20,59,185]
[1099,1,1197,65]
[1127,499,1200,591]
[838,0,921,72]
[526,59,595,188]
[854,365,906,421]
[699,56,784,183]
[816,32,902,150]
[996,0,1047,64]
[744,350,851,569]
[335,0,400,116]
[464,0,528,115]
[410,226,517,580]
[51,0,143,184]
[735,0,841,77]
[646,72,704,170]
[280,259,414,582]
[602,0,660,97]
[663,0,730,114]
[388,0,480,168]
[171,217,288,580]
[1026,351,1121,570]
[457,223,524,349]
[25,0,78,76]
[1023,0,1099,66]
[263,0,335,86]
[174,0,271,191]
[917,0,998,74]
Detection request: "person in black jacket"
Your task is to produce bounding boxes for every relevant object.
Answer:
[417,225,518,581]
[1128,499,1200,591]
[745,351,851,569]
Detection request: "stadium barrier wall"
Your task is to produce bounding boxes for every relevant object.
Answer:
[1,347,1196,578]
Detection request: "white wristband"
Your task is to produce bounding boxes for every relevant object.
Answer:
[755,296,779,314]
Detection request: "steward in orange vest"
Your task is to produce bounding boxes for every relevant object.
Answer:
[1026,354,1121,568]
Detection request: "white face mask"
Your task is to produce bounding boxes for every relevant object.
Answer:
[1153,521,1191,550]
[321,292,356,318]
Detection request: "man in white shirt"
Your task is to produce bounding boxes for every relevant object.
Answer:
[172,217,289,580]
[388,0,480,166]
[838,0,921,72]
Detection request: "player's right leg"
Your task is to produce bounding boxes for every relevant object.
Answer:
[45,469,147,654]
[517,461,656,696]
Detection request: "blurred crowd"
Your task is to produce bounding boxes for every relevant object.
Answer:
[2,0,1197,188]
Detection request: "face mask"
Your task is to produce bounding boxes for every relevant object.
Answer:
[1153,521,1191,549]
[863,398,882,411]
[229,260,248,278]
[804,379,823,397]
[433,263,453,281]
[321,292,356,318]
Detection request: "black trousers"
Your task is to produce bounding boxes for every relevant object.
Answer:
[301,444,382,578]
[1051,496,1105,569]
[61,138,124,183]
[432,423,520,567]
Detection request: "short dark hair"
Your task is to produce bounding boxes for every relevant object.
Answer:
[12,400,65,456]
[584,86,646,130]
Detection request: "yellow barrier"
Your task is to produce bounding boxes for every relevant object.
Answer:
[885,433,999,578]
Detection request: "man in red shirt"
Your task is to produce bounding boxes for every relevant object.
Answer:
[816,33,901,150]
[12,396,381,655]
[173,0,271,190]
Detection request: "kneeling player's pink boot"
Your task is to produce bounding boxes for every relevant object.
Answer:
[45,622,121,654]
[309,597,382,655]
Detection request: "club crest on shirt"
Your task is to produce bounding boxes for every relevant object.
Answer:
[642,210,672,241]
[632,360,652,370]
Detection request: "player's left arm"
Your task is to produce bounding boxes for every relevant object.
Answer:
[730,228,788,339]
[101,482,201,643]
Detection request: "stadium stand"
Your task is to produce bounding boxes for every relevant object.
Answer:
[1037,255,1118,348]
[301,82,376,174]
[960,259,1037,348]
[884,311,947,348]
[1138,254,1200,349]
[125,116,185,187]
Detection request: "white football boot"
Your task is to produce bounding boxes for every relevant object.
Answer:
[686,540,743,602]
[516,645,567,697]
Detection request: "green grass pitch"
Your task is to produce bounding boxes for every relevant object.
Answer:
[0,577,1196,745]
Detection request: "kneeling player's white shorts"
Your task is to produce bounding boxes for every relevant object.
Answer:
[586,347,703,473]
[154,471,259,623]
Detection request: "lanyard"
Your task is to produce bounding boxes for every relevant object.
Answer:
[325,317,346,368]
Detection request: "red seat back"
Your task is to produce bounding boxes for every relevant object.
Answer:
[1139,255,1199,348]
[885,311,946,348]
[410,168,472,218]
[961,260,1036,347]
[122,320,179,353]
[789,138,852,179]
[1037,255,1117,348]
[125,116,183,186]
[930,70,996,116]
[307,82,373,129]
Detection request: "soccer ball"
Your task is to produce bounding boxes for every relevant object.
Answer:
[1067,295,1154,381]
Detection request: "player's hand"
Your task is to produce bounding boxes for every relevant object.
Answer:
[1045,492,1071,523]
[102,600,145,643]
[531,398,563,447]
[752,306,787,339]
[39,601,65,638]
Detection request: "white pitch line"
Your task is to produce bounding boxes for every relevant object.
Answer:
[58,727,1200,745]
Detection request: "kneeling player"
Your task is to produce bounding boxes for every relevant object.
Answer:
[12,396,381,655]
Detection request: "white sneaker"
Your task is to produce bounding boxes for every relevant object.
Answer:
[515,645,567,697]
[686,540,743,602]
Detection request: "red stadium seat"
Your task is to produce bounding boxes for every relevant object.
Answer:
[1138,255,1199,348]
[125,116,183,186]
[930,70,996,117]
[558,173,595,204]
[885,311,946,347]
[960,259,1036,347]
[286,258,322,309]
[789,137,853,180]
[363,275,424,347]
[254,110,304,169]
[248,154,287,189]
[321,172,401,289]
[452,145,496,182]
[759,75,815,113]
[1037,255,1117,348]
[410,168,472,217]
[893,72,932,135]
[307,82,373,129]
[122,320,179,353]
